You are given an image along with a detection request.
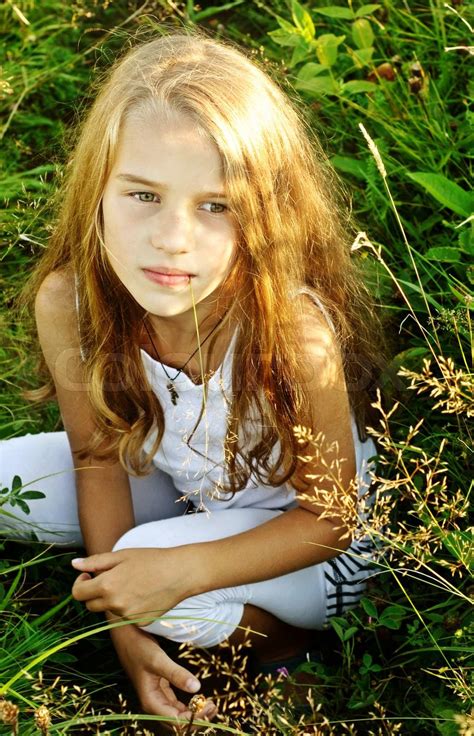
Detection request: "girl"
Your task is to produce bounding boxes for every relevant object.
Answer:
[1,29,383,724]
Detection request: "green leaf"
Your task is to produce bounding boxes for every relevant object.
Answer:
[331,154,367,180]
[20,491,46,501]
[193,0,245,21]
[349,696,377,710]
[425,246,461,263]
[406,172,474,217]
[439,530,473,569]
[290,38,311,67]
[11,475,23,492]
[425,612,444,624]
[449,286,474,309]
[458,223,474,255]
[352,18,374,49]
[379,604,406,630]
[295,75,340,96]
[291,0,315,42]
[343,626,358,641]
[268,28,301,48]
[297,62,327,80]
[276,15,298,33]
[49,651,78,664]
[360,597,378,618]
[14,499,31,515]
[315,33,345,66]
[351,46,374,66]
[381,604,406,618]
[330,619,345,641]
[313,6,354,19]
[355,4,381,17]
[342,80,378,94]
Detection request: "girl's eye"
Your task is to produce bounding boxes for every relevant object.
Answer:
[132,192,158,203]
[201,202,228,214]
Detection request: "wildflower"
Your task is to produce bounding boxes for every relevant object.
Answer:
[34,705,51,735]
[188,694,207,713]
[454,710,474,736]
[0,699,19,735]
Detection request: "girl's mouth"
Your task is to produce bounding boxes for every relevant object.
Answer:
[143,269,193,287]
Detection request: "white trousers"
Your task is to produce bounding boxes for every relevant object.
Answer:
[1,432,332,647]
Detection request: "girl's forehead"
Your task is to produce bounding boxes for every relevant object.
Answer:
[123,105,210,143]
[115,109,218,161]
[111,109,226,185]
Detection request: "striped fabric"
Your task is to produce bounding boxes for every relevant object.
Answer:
[324,532,384,621]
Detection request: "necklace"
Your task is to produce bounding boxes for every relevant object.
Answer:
[142,315,225,405]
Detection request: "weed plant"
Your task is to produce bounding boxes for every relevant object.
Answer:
[1,0,472,734]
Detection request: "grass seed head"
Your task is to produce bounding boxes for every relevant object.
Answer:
[34,705,51,734]
[0,700,19,734]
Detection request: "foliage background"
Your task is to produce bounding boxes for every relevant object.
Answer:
[1,0,472,734]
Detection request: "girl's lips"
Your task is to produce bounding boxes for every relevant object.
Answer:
[143,269,193,287]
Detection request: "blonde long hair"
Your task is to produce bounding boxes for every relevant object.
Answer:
[21,28,384,491]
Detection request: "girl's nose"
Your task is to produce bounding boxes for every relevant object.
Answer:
[150,210,192,254]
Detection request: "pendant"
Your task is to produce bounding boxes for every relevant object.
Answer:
[167,381,179,405]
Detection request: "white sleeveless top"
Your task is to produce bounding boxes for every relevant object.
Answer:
[139,291,377,513]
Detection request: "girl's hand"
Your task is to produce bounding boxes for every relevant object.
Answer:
[71,547,195,624]
[109,623,217,723]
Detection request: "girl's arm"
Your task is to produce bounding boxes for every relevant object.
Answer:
[35,269,206,718]
[192,301,360,591]
[35,268,135,552]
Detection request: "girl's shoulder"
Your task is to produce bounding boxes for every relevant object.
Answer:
[294,286,336,334]
[35,266,80,350]
[35,265,76,315]
[35,266,104,453]
[292,288,344,391]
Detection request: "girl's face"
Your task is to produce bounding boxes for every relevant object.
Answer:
[101,110,237,325]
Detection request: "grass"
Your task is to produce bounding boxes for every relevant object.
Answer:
[1,0,472,733]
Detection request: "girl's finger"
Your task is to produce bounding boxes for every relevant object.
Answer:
[151,647,201,695]
[203,704,218,720]
[76,573,92,582]
[84,598,107,613]
[193,700,218,720]
[71,552,120,573]
[143,686,191,720]
[159,677,186,710]
[71,573,97,601]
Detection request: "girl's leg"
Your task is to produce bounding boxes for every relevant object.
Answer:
[229,604,314,661]
[0,432,182,545]
[112,508,333,649]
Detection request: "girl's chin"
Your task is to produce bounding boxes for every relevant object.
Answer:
[139,297,205,319]
[123,278,227,318]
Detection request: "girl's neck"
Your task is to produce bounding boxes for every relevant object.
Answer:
[146,296,228,350]
[141,297,235,379]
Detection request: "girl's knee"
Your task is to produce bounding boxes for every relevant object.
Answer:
[112,520,172,551]
[140,590,246,648]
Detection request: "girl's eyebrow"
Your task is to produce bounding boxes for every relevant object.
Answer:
[116,173,227,199]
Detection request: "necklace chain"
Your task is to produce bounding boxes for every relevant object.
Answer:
[142,315,225,404]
